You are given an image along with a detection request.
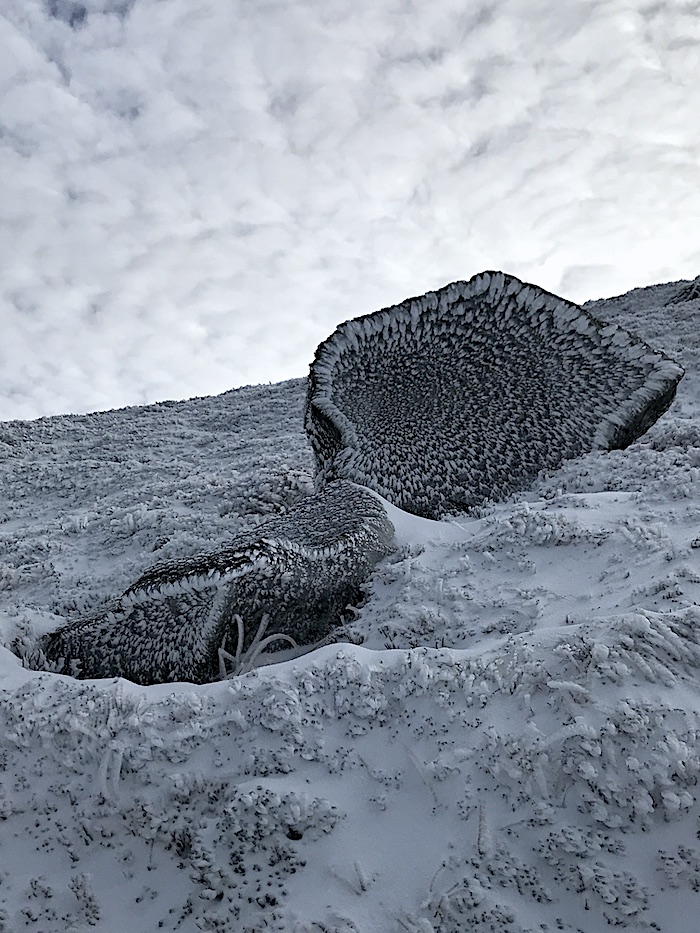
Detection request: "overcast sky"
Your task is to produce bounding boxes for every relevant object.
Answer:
[2,0,699,420]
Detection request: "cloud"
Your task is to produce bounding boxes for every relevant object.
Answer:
[1,0,699,419]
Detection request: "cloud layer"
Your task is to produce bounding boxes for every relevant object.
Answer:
[2,0,699,419]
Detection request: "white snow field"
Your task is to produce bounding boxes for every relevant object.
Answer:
[2,275,700,931]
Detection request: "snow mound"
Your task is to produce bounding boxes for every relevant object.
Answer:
[4,603,700,932]
[306,271,683,518]
[33,482,394,685]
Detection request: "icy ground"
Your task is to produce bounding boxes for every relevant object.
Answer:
[2,277,700,931]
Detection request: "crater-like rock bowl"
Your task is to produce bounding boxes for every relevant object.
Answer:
[306,271,684,518]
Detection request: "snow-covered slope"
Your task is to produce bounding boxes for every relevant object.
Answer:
[2,277,700,931]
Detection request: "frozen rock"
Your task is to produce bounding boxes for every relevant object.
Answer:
[38,482,395,685]
[306,271,684,518]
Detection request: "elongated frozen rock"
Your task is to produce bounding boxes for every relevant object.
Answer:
[306,271,684,518]
[40,482,395,685]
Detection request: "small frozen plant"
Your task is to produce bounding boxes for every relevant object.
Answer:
[218,613,299,678]
[69,873,101,927]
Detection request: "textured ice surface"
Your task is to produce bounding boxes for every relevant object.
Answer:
[306,271,684,518]
[28,271,685,685]
[38,481,394,685]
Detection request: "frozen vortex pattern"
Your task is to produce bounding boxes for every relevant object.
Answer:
[306,271,684,518]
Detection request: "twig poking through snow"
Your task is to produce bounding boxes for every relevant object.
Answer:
[218,613,299,678]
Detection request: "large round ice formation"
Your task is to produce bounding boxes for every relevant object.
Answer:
[40,482,395,685]
[306,271,684,518]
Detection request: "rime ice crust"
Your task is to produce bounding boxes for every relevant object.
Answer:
[306,271,684,518]
[40,482,395,685]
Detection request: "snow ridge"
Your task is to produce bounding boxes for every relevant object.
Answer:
[306,271,683,518]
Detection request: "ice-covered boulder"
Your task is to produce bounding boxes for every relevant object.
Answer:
[306,271,684,518]
[39,482,395,685]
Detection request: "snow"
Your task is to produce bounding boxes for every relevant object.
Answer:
[2,276,700,929]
